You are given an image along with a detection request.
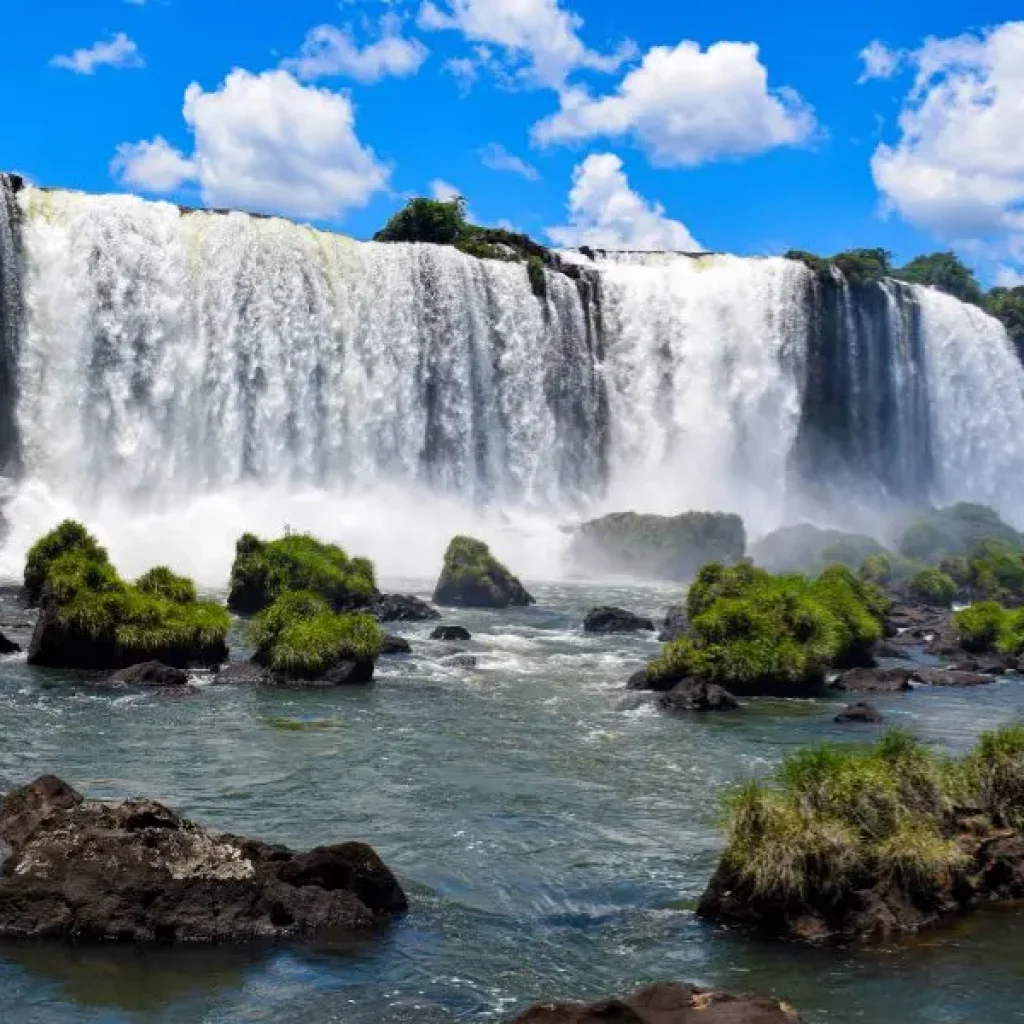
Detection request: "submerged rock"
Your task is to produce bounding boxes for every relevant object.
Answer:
[507,982,802,1023]
[105,662,189,688]
[583,606,655,634]
[0,775,406,943]
[658,605,687,643]
[660,679,738,712]
[909,668,992,688]
[433,536,535,609]
[833,667,914,693]
[374,594,440,622]
[431,625,472,642]
[834,701,883,724]
[0,630,20,655]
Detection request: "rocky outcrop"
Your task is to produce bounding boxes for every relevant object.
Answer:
[28,588,228,671]
[833,667,914,692]
[431,625,472,641]
[374,594,440,622]
[752,524,887,575]
[583,607,655,634]
[658,606,687,643]
[909,668,992,688]
[381,634,412,655]
[0,630,20,655]
[105,662,189,688]
[0,775,406,943]
[659,679,738,712]
[834,701,882,723]
[433,536,535,609]
[214,657,374,687]
[507,982,802,1023]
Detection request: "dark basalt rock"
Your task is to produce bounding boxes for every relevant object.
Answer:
[658,605,687,643]
[373,594,440,622]
[215,660,273,686]
[0,775,406,943]
[431,625,472,642]
[433,536,535,609]
[0,630,20,655]
[214,657,374,687]
[584,606,655,634]
[833,667,914,692]
[660,679,738,712]
[507,982,802,1023]
[909,668,992,688]
[105,661,190,688]
[884,601,950,639]
[28,588,228,671]
[381,634,412,655]
[834,701,883,724]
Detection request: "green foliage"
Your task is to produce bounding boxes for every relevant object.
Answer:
[783,250,827,274]
[23,520,110,604]
[373,196,467,245]
[984,286,1024,357]
[894,252,984,305]
[938,555,970,589]
[907,567,957,608]
[134,566,197,604]
[652,562,884,693]
[569,511,746,582]
[832,248,892,285]
[859,553,892,586]
[953,601,1007,653]
[227,532,377,614]
[752,524,886,576]
[526,254,546,298]
[958,725,1024,829]
[967,540,1024,604]
[898,503,1024,563]
[720,731,964,904]
[249,590,383,679]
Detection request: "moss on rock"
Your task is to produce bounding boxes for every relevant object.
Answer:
[433,536,535,609]
[23,519,109,605]
[227,532,377,615]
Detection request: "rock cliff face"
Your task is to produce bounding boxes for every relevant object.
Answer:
[0,775,406,943]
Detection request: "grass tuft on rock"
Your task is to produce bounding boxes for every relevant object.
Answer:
[135,566,198,604]
[24,520,110,605]
[228,532,377,615]
[433,535,534,608]
[249,590,383,680]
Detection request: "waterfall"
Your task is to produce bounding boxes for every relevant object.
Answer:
[0,181,1022,582]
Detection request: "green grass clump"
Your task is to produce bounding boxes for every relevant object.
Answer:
[135,566,198,604]
[953,601,1008,653]
[907,567,957,608]
[720,730,963,904]
[228,532,377,614]
[967,540,1024,605]
[650,562,885,693]
[249,590,383,679]
[434,535,534,607]
[859,553,892,586]
[24,520,110,604]
[958,725,1024,829]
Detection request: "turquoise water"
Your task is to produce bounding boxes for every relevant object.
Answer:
[0,579,1022,1023]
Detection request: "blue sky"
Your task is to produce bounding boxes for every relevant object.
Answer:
[3,0,1023,282]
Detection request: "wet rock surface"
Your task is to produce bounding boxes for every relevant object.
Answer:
[0,775,406,943]
[104,662,190,688]
[658,606,688,643]
[834,701,883,723]
[373,594,440,622]
[659,679,738,712]
[583,607,655,634]
[431,625,472,642]
[507,982,802,1023]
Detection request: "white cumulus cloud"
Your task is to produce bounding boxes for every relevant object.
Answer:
[533,40,816,167]
[51,33,144,74]
[430,179,463,201]
[870,21,1024,264]
[283,15,428,83]
[480,143,539,181]
[857,40,905,83]
[111,69,389,221]
[547,153,701,251]
[417,0,634,88]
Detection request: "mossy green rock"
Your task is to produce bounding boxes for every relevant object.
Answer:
[898,503,1024,563]
[25,522,229,670]
[433,536,534,609]
[567,511,745,582]
[753,524,888,576]
[227,532,377,615]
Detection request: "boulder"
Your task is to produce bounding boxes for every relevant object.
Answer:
[0,630,20,655]
[374,594,440,622]
[507,982,802,1024]
[431,625,472,642]
[381,634,412,655]
[833,667,914,693]
[105,662,189,688]
[627,667,656,691]
[583,607,655,634]
[213,657,374,687]
[0,775,406,943]
[751,524,887,575]
[909,668,992,688]
[658,606,687,643]
[834,701,883,724]
[884,601,950,639]
[28,588,228,671]
[433,536,535,609]
[660,679,738,712]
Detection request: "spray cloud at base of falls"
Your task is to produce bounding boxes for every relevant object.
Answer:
[1,174,1023,585]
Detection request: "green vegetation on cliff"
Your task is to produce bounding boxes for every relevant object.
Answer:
[647,562,885,694]
[752,523,887,576]
[227,532,376,615]
[433,535,535,608]
[907,567,957,608]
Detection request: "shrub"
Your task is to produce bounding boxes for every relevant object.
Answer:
[895,252,984,305]
[958,725,1024,829]
[811,565,887,666]
[752,524,885,575]
[898,503,1024,563]
[135,566,198,604]
[249,590,383,679]
[967,540,1024,605]
[227,532,377,615]
[373,197,467,245]
[860,553,892,586]
[907,567,957,608]
[953,601,1007,653]
[24,520,110,604]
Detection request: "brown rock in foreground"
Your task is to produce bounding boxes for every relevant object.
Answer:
[508,982,802,1023]
[0,775,406,943]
